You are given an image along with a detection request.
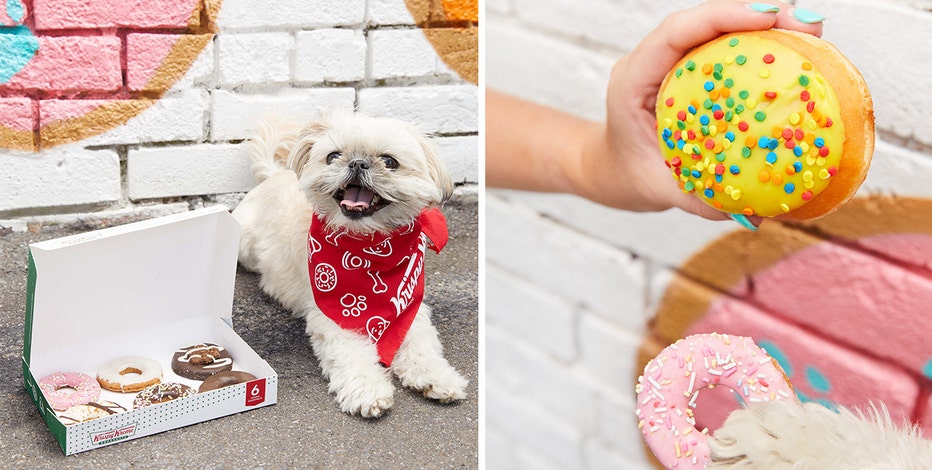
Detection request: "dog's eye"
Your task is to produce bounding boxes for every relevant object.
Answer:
[326,151,341,164]
[380,155,399,170]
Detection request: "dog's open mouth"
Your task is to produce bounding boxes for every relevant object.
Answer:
[334,184,390,219]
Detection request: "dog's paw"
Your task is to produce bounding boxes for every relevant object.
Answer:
[419,371,468,403]
[394,360,468,403]
[333,374,396,418]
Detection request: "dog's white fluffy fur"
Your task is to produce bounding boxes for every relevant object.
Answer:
[232,110,467,418]
[708,399,932,469]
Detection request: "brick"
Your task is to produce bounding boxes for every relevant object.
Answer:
[0,149,120,212]
[423,27,478,84]
[486,328,596,429]
[688,297,919,430]
[0,36,122,94]
[485,194,646,324]
[799,0,932,147]
[294,29,366,84]
[431,135,478,183]
[799,196,932,272]
[512,0,691,51]
[486,267,576,361]
[1,0,27,25]
[485,21,613,122]
[486,382,585,469]
[127,143,256,200]
[209,89,356,142]
[126,33,213,93]
[923,392,932,435]
[593,395,653,467]
[217,0,364,29]
[493,192,733,273]
[41,90,207,147]
[0,97,35,151]
[216,33,292,86]
[435,0,478,23]
[584,440,649,470]
[357,85,478,135]
[366,0,417,26]
[369,29,447,80]
[32,0,201,30]
[748,239,932,377]
[859,140,932,200]
[578,313,642,391]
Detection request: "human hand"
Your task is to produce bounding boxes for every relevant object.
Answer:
[576,0,825,226]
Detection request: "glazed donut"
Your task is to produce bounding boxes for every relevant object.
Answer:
[171,342,233,380]
[198,370,257,393]
[59,401,127,425]
[656,30,874,220]
[37,372,101,411]
[133,382,196,409]
[635,333,796,469]
[96,356,163,393]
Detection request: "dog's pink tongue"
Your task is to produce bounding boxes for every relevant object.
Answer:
[341,186,374,211]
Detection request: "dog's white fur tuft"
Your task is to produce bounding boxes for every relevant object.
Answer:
[708,399,932,469]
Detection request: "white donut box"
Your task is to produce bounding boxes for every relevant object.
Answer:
[22,206,278,455]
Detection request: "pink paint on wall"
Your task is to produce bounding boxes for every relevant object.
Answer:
[0,0,215,151]
[671,231,932,435]
[748,235,932,378]
[687,295,920,431]
[0,36,122,94]
[0,97,34,132]
[31,0,201,30]
[126,33,185,92]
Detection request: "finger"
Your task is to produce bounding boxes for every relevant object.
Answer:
[774,6,825,36]
[620,0,789,92]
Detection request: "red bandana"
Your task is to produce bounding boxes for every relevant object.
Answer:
[308,208,448,366]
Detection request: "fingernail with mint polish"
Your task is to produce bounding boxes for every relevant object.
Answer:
[730,213,759,232]
[793,8,825,23]
[747,3,780,13]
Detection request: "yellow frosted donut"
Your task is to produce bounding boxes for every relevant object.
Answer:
[656,30,874,220]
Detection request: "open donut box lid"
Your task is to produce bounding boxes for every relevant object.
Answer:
[22,206,278,455]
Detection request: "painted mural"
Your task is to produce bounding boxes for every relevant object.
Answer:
[639,195,932,467]
[404,0,478,84]
[0,0,217,151]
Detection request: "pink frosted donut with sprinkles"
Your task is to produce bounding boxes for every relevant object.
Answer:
[635,333,796,469]
[37,371,102,411]
[656,30,873,221]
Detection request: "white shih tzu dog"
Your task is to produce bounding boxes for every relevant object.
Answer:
[232,110,468,417]
[708,399,932,469]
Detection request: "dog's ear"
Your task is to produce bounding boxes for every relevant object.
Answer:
[287,120,329,174]
[417,134,454,204]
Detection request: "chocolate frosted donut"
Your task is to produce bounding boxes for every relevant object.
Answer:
[133,382,195,409]
[171,343,233,380]
[198,371,258,393]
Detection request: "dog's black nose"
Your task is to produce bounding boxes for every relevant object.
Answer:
[349,159,370,171]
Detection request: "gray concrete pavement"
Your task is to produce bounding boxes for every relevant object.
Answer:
[0,200,478,469]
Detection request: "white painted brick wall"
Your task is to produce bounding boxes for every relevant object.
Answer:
[210,88,357,141]
[216,32,294,86]
[368,29,456,80]
[0,147,120,212]
[486,1,932,468]
[295,29,367,83]
[358,85,479,134]
[126,144,256,200]
[0,1,477,222]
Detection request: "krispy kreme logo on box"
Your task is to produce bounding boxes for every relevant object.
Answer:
[92,423,137,446]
